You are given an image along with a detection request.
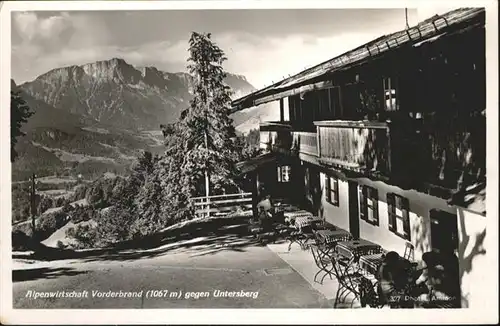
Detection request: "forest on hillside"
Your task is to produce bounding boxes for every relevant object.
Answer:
[11,31,262,251]
[12,126,260,249]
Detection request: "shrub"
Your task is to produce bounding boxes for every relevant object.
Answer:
[12,230,31,251]
[56,240,67,249]
[66,224,98,249]
[37,211,69,240]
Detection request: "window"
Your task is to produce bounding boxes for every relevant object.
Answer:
[359,185,379,226]
[328,87,342,119]
[277,165,291,183]
[318,89,330,120]
[383,76,399,111]
[282,97,290,121]
[288,95,300,122]
[387,193,411,240]
[341,84,362,119]
[325,175,339,206]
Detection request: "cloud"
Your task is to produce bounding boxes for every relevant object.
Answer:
[13,11,69,41]
[12,12,39,41]
[12,11,113,82]
[11,10,421,88]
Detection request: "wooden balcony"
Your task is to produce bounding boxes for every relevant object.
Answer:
[314,121,391,174]
[292,132,318,157]
[259,122,318,156]
[258,115,485,194]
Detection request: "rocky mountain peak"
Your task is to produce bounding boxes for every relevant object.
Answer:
[18,57,256,130]
[81,57,142,84]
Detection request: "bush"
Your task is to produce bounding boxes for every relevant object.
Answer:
[37,211,69,240]
[73,184,88,201]
[12,230,32,251]
[66,224,99,249]
[56,240,67,249]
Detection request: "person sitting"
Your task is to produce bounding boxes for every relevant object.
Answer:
[257,195,273,216]
[256,195,275,229]
[415,251,460,307]
[376,251,411,308]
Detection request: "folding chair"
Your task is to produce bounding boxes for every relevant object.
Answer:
[403,242,415,261]
[333,256,368,308]
[310,244,335,284]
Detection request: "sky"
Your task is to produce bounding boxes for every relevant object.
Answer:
[11,6,460,89]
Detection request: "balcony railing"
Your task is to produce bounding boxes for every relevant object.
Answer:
[258,116,485,192]
[292,132,318,156]
[259,122,319,157]
[314,121,391,174]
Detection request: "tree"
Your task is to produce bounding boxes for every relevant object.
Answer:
[246,128,260,148]
[11,89,33,162]
[180,32,239,198]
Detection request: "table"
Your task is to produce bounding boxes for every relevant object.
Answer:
[336,239,383,259]
[359,253,385,275]
[284,210,312,221]
[359,253,419,276]
[315,229,353,246]
[274,203,298,213]
[283,210,316,228]
[294,215,322,230]
[283,211,318,250]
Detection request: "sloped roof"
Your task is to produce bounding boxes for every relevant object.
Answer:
[231,7,485,112]
[235,152,276,175]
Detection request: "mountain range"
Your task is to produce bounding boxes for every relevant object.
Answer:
[11,57,270,181]
[18,57,256,130]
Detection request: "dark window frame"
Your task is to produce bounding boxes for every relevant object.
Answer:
[383,76,399,111]
[277,165,291,183]
[359,185,379,226]
[387,193,411,240]
[325,175,339,207]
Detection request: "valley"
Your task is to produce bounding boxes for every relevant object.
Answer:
[10,57,265,249]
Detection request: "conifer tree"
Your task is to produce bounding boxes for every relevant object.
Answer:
[11,89,33,162]
[180,32,239,198]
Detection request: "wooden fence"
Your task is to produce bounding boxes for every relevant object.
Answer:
[191,192,253,219]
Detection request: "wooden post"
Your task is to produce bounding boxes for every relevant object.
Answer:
[279,98,284,122]
[317,126,322,158]
[327,87,332,118]
[30,173,36,239]
[252,172,259,219]
[386,124,392,175]
[204,130,210,219]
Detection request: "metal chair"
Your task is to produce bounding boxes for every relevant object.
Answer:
[310,244,335,284]
[403,242,415,261]
[333,255,369,308]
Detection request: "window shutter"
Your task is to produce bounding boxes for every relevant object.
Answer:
[359,186,366,221]
[387,193,396,231]
[325,175,330,202]
[372,188,379,225]
[402,197,411,240]
[333,178,339,204]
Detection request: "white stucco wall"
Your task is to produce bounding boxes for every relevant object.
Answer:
[355,178,457,261]
[319,172,350,232]
[315,167,488,309]
[456,207,487,308]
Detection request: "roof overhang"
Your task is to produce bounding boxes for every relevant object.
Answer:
[230,7,485,113]
[235,152,277,175]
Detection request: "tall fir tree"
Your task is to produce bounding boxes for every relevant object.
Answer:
[180,32,239,198]
[11,89,33,162]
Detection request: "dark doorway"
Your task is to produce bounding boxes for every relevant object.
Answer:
[310,168,321,215]
[348,181,360,239]
[430,209,459,253]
